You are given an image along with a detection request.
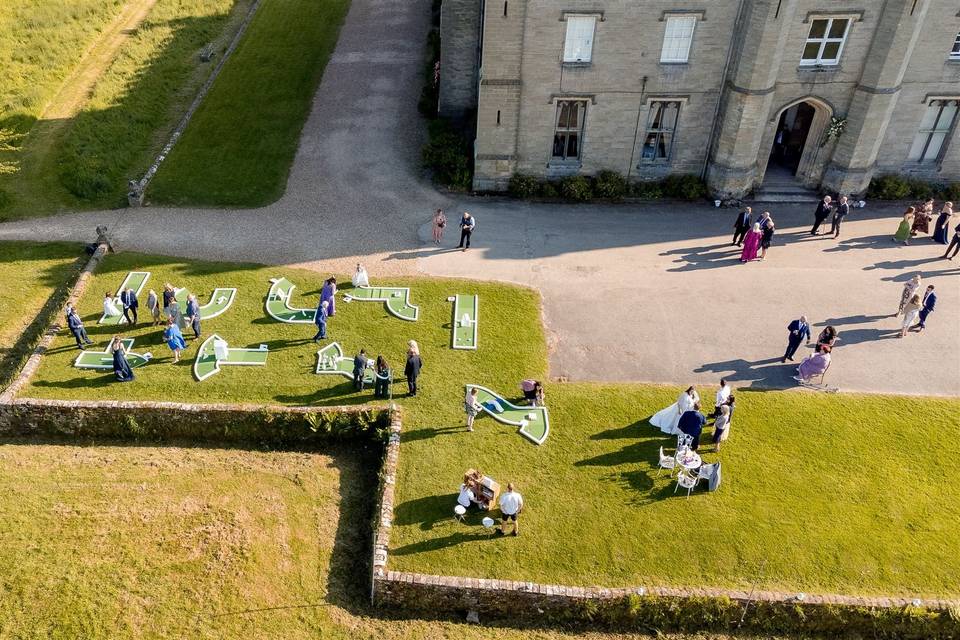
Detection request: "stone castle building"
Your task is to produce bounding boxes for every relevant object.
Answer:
[438,0,960,196]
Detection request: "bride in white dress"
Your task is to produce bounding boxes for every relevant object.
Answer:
[352,263,370,288]
[649,386,699,435]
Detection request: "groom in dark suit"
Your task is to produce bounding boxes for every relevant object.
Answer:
[120,288,139,325]
[732,207,752,246]
[917,285,937,332]
[782,316,811,362]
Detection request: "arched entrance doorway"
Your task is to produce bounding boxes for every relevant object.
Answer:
[760,98,833,190]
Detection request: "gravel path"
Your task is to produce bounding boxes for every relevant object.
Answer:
[0,0,957,395]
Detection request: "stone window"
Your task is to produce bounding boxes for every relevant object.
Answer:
[641,101,681,163]
[908,99,959,163]
[660,16,696,63]
[563,16,596,63]
[552,100,586,161]
[800,18,850,66]
[951,32,960,60]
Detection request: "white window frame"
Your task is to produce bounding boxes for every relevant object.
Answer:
[908,99,959,164]
[800,17,851,66]
[951,31,960,61]
[660,15,697,64]
[551,100,587,162]
[563,15,596,63]
[641,100,682,163]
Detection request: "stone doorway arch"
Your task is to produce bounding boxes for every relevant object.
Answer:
[759,97,834,189]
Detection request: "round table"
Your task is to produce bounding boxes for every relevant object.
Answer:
[675,450,702,470]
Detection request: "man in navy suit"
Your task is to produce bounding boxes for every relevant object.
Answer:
[353,349,369,391]
[917,285,937,332]
[120,287,139,325]
[810,195,833,235]
[782,315,811,362]
[732,206,752,246]
[65,305,94,349]
[678,403,707,451]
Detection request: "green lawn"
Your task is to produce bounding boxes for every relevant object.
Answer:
[0,440,738,640]
[0,241,84,387]
[0,0,253,220]
[17,249,960,600]
[147,0,351,206]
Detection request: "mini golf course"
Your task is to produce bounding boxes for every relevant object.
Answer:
[193,334,269,382]
[468,384,549,445]
[98,271,150,325]
[74,339,152,369]
[450,294,478,350]
[174,287,237,320]
[344,285,419,321]
[266,277,316,323]
[315,342,375,384]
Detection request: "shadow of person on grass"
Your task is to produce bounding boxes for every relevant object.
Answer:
[400,426,463,443]
[390,530,495,556]
[392,493,455,530]
[588,419,650,440]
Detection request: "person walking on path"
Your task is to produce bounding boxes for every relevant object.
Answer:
[498,483,523,536]
[897,275,922,316]
[810,195,833,235]
[739,223,762,262]
[185,294,201,339]
[911,198,934,237]
[943,220,960,259]
[464,386,481,431]
[893,207,915,245]
[432,208,447,244]
[163,317,187,363]
[830,196,850,238]
[312,300,329,342]
[65,305,94,348]
[917,285,937,333]
[933,202,954,245]
[374,355,392,398]
[120,287,138,325]
[900,294,922,337]
[321,277,337,317]
[146,289,161,326]
[352,349,369,391]
[458,212,476,251]
[732,206,752,246]
[759,214,775,261]
[782,316,811,362]
[110,335,135,382]
[404,344,423,397]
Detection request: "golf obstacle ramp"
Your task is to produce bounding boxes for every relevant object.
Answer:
[266,277,316,323]
[193,334,269,382]
[467,384,549,445]
[344,286,419,321]
[449,294,478,350]
[315,342,375,384]
[74,339,152,369]
[174,287,237,320]
[99,271,150,325]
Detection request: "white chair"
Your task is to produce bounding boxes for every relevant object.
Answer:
[674,469,698,498]
[676,433,693,451]
[657,446,676,476]
[454,504,467,523]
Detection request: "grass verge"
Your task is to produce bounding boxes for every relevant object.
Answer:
[147,0,351,206]
[16,249,960,600]
[0,241,85,388]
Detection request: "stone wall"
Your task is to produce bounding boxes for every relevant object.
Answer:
[439,0,481,121]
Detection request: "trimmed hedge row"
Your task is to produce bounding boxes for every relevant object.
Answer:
[0,400,392,446]
[508,171,708,202]
[867,175,960,201]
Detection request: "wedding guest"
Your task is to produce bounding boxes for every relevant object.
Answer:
[457,475,477,509]
[712,404,731,452]
[65,305,94,348]
[352,263,369,288]
[146,289,161,326]
[810,195,832,235]
[407,339,420,356]
[162,283,176,317]
[782,316,811,362]
[374,355,392,398]
[464,386,481,431]
[498,483,523,536]
[313,300,329,342]
[433,208,447,244]
[740,223,762,262]
[943,220,960,260]
[678,403,707,451]
[897,275,922,316]
[120,287,138,325]
[795,347,831,383]
[830,195,850,238]
[103,292,121,319]
[900,294,922,337]
[713,379,731,418]
[816,326,838,353]
[110,335,134,382]
[933,202,954,245]
[352,349,369,391]
[321,277,337,316]
[458,212,476,250]
[732,206,752,246]
[163,317,186,363]
[168,297,187,331]
[185,294,201,339]
[911,198,934,236]
[759,215,775,261]
[893,207,914,245]
[917,285,937,333]
[404,346,423,397]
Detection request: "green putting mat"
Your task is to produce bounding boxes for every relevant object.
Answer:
[98,271,150,325]
[451,294,478,350]
[345,285,419,321]
[193,333,269,382]
[315,342,375,384]
[468,384,549,445]
[74,339,152,369]
[266,277,316,323]
[174,287,237,320]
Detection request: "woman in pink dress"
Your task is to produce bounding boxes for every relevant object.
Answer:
[740,223,762,262]
[432,209,447,244]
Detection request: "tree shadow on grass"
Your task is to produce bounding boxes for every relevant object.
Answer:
[31,375,117,390]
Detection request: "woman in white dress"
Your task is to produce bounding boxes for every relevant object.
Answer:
[103,292,121,318]
[352,263,369,288]
[650,386,699,435]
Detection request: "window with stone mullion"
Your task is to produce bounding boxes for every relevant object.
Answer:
[800,18,849,66]
[641,101,680,163]
[951,31,960,60]
[552,100,586,161]
[908,99,959,164]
